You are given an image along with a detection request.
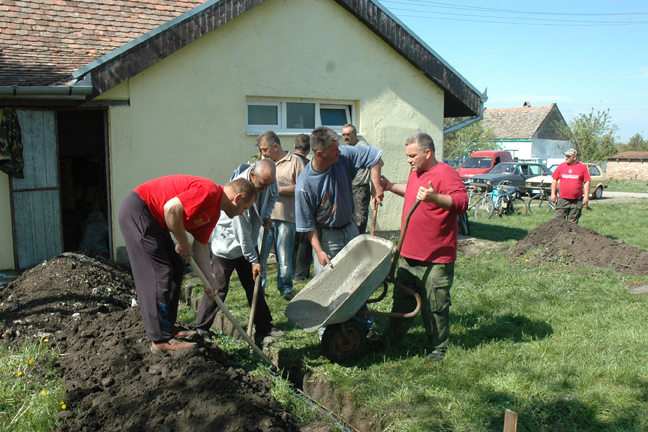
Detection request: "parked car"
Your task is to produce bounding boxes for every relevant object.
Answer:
[443,158,459,168]
[525,163,608,199]
[468,162,551,194]
[457,150,514,183]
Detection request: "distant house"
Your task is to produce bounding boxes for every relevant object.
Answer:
[606,151,648,180]
[0,0,484,269]
[481,103,571,167]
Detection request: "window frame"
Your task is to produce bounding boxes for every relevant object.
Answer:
[246,101,281,129]
[246,97,354,135]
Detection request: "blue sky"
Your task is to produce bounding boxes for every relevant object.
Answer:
[379,0,648,142]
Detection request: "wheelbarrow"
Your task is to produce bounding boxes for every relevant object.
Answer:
[285,202,422,362]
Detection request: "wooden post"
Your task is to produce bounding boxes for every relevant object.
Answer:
[503,409,518,432]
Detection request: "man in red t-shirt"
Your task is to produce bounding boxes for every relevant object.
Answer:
[551,148,591,223]
[380,133,468,361]
[118,176,256,355]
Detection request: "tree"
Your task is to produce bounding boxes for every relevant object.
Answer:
[555,109,619,162]
[618,133,648,152]
[443,117,499,160]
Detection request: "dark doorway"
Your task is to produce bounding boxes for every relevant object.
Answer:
[57,110,110,257]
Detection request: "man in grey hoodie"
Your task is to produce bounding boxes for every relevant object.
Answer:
[193,159,284,338]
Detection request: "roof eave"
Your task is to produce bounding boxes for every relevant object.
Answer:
[71,0,482,117]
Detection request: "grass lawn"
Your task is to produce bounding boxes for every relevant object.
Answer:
[190,201,648,431]
[0,341,65,432]
[605,179,648,193]
[3,201,647,431]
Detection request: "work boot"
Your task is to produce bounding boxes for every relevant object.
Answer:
[258,326,285,339]
[173,326,198,341]
[426,350,446,362]
[151,338,196,356]
[365,329,384,350]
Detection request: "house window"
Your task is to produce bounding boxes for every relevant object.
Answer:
[286,102,315,129]
[246,98,354,134]
[247,104,278,125]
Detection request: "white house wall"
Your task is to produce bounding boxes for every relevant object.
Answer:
[532,138,571,167]
[102,0,445,260]
[500,140,532,160]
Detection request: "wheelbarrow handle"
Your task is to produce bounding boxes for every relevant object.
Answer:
[389,200,420,279]
[355,276,422,319]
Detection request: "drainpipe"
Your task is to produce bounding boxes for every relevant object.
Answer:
[0,74,93,98]
[443,88,488,135]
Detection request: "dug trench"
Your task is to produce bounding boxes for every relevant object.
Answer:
[0,252,375,432]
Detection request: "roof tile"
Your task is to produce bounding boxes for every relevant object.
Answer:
[0,0,204,86]
[608,151,648,160]
[482,105,556,140]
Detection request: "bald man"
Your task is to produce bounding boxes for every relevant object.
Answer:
[194,159,284,339]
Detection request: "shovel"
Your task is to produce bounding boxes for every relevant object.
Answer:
[248,227,268,338]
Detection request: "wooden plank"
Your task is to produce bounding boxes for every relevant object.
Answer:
[11,110,62,269]
[503,409,518,432]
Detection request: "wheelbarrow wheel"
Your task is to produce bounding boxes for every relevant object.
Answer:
[321,321,366,363]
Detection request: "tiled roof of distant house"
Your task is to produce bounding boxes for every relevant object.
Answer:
[608,151,648,161]
[482,104,557,140]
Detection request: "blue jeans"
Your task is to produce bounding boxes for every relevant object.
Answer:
[262,220,296,295]
[313,222,374,332]
[312,222,359,276]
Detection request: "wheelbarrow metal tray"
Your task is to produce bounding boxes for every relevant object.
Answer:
[285,234,395,332]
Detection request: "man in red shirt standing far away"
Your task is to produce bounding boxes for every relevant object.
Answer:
[118,176,256,355]
[551,148,591,224]
[380,132,468,361]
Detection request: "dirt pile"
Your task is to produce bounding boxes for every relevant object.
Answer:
[514,218,648,275]
[0,252,306,432]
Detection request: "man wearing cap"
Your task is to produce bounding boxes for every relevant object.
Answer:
[551,148,591,223]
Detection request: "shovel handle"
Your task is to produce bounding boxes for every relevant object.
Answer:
[370,203,378,236]
[248,228,268,338]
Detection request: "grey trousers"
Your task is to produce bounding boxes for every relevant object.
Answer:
[118,192,184,343]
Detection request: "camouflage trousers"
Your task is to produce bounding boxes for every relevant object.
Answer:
[352,183,371,234]
[385,258,454,353]
[554,197,583,224]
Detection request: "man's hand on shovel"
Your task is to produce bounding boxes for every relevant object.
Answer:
[204,284,219,300]
[251,263,262,281]
[175,240,192,264]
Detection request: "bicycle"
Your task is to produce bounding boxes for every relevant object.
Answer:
[467,186,488,214]
[473,194,494,219]
[480,181,527,219]
[526,180,556,214]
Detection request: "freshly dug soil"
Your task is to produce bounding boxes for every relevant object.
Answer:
[0,252,308,432]
[514,218,648,275]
